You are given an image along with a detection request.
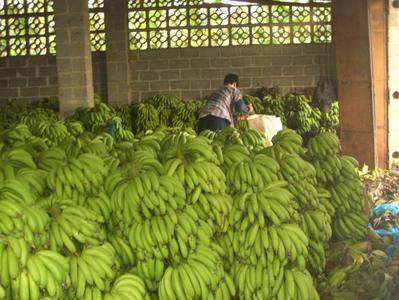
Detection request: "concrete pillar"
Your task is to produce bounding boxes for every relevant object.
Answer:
[104,0,130,105]
[388,1,399,164]
[54,0,94,117]
[369,0,388,169]
[332,0,387,168]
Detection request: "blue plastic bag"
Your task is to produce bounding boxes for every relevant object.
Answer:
[371,227,399,240]
[106,120,116,138]
[372,203,399,217]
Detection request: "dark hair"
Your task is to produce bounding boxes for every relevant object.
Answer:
[224,73,239,85]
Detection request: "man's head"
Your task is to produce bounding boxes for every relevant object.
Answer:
[224,73,239,88]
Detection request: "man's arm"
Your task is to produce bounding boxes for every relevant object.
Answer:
[234,99,250,115]
[232,89,254,120]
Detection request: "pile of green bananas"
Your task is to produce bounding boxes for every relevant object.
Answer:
[0,146,148,299]
[241,94,340,135]
[306,132,368,241]
[202,129,320,300]
[264,129,333,274]
[129,96,205,133]
[149,95,181,126]
[284,94,321,135]
[0,102,372,299]
[170,101,204,129]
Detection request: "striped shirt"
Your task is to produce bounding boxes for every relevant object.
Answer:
[199,85,246,124]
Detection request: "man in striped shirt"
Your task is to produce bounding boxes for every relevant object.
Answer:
[197,74,252,132]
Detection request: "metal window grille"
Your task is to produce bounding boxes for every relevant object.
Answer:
[128,0,332,50]
[89,0,106,52]
[0,0,55,57]
[0,0,106,57]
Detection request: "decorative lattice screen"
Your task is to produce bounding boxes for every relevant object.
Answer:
[89,0,106,51]
[0,0,106,56]
[128,0,332,50]
[0,0,332,56]
[0,0,55,56]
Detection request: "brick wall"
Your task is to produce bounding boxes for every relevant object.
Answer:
[92,52,107,101]
[0,56,57,103]
[0,52,107,103]
[129,44,336,100]
[0,44,335,104]
[389,5,399,161]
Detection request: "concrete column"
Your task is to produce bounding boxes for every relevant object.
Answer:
[369,0,388,169]
[388,1,399,164]
[104,0,130,105]
[332,0,376,167]
[54,0,94,117]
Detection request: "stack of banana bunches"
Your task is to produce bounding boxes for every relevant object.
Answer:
[0,116,368,300]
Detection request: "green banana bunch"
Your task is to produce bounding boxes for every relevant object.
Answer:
[307,131,340,158]
[212,127,245,148]
[133,258,165,293]
[161,133,216,164]
[104,273,149,300]
[45,152,107,197]
[171,102,197,129]
[76,190,112,220]
[32,119,70,147]
[284,94,321,134]
[0,178,35,204]
[0,236,29,289]
[0,103,30,127]
[267,128,305,157]
[235,119,250,131]
[65,121,85,137]
[0,197,49,247]
[112,117,135,142]
[219,143,249,170]
[158,245,230,300]
[278,153,317,184]
[192,192,232,233]
[226,154,281,193]
[132,134,161,156]
[130,102,160,133]
[262,94,286,124]
[165,158,226,195]
[36,147,67,171]
[0,147,37,171]
[239,129,266,149]
[72,102,114,133]
[112,105,132,130]
[70,243,118,298]
[312,154,342,183]
[150,95,181,126]
[15,168,47,199]
[243,95,263,113]
[108,233,136,268]
[0,124,32,145]
[332,211,368,241]
[232,262,319,300]
[25,250,69,299]
[44,200,106,253]
[320,101,339,134]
